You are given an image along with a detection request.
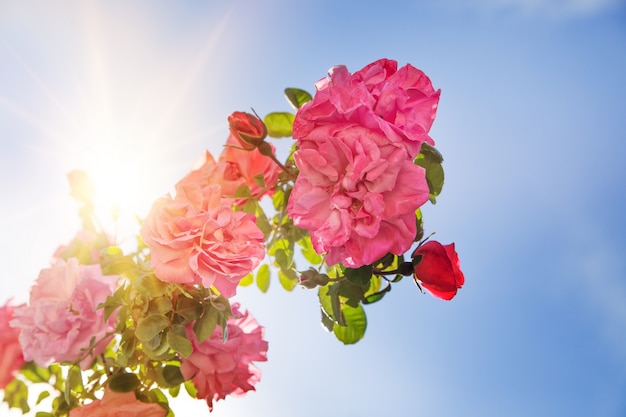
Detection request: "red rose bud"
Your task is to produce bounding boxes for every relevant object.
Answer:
[228,111,267,150]
[412,241,464,300]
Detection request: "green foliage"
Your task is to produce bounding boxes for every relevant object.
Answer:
[264,112,295,138]
[256,264,271,293]
[415,143,445,203]
[318,280,368,344]
[3,378,30,413]
[284,88,312,109]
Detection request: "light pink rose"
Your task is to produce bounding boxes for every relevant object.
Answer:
[287,124,429,267]
[140,184,265,298]
[293,58,440,157]
[176,141,279,207]
[10,258,118,369]
[69,388,166,417]
[180,303,268,411]
[0,300,24,389]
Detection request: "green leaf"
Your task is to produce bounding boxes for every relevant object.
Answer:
[253,173,266,188]
[256,264,271,293]
[36,391,50,405]
[333,303,367,345]
[193,305,219,343]
[363,284,391,304]
[167,329,193,358]
[239,273,254,287]
[264,112,295,138]
[3,378,30,413]
[344,265,373,289]
[64,366,83,406]
[233,184,252,198]
[20,362,51,384]
[149,296,174,316]
[278,268,298,291]
[298,236,322,264]
[162,365,185,387]
[284,88,312,109]
[175,296,203,321]
[274,248,292,270]
[415,143,445,203]
[109,372,140,393]
[254,205,272,236]
[136,314,169,342]
[184,380,198,398]
[272,188,285,210]
[134,274,169,298]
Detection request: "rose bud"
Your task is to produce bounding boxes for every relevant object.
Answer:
[228,111,267,150]
[412,241,464,300]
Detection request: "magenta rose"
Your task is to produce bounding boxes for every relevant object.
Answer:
[287,124,429,267]
[140,183,265,298]
[10,258,118,369]
[0,300,24,389]
[69,388,166,417]
[180,303,268,411]
[293,58,440,157]
[412,241,464,300]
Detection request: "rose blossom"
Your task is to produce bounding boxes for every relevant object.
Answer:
[287,124,430,267]
[0,300,24,389]
[176,140,279,207]
[180,303,268,411]
[140,183,265,298]
[69,388,166,417]
[293,58,440,157]
[412,241,464,300]
[10,258,118,369]
[218,133,280,202]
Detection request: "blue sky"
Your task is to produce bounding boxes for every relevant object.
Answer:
[1,1,625,416]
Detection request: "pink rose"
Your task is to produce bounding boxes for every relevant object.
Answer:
[287,124,429,267]
[180,303,268,411]
[10,258,118,369]
[69,388,166,417]
[176,143,279,207]
[412,241,464,300]
[0,300,24,389]
[140,184,265,298]
[293,58,440,157]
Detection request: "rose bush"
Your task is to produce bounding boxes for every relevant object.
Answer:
[412,241,465,300]
[1,58,464,416]
[68,389,167,417]
[181,303,268,411]
[0,301,24,389]
[10,258,118,369]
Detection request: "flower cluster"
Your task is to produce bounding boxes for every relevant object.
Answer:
[1,58,463,416]
[288,59,439,267]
